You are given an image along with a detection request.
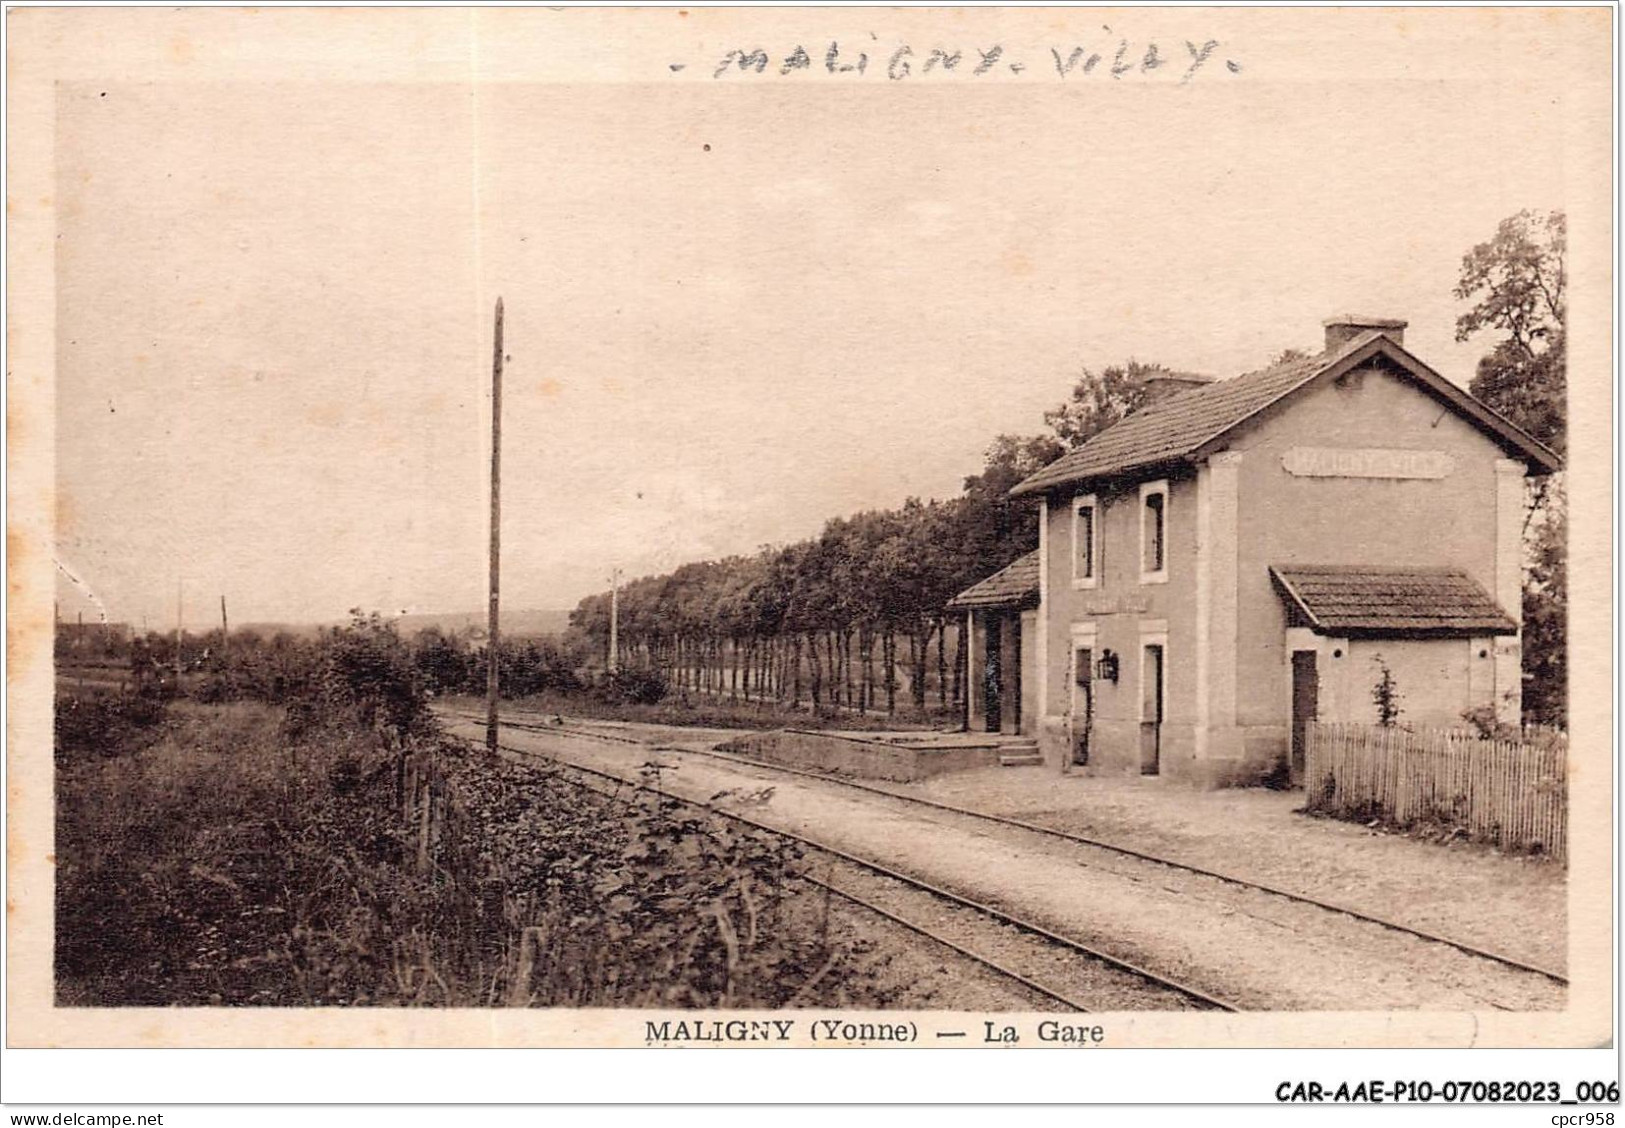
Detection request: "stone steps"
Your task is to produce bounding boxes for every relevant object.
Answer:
[997,742,1042,767]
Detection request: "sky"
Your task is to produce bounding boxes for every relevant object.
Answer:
[53,26,1580,630]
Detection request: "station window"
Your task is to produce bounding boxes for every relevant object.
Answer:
[1072,494,1098,589]
[1140,480,1168,584]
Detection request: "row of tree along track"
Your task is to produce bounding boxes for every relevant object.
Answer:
[442,711,1237,1012]
[441,706,1568,1000]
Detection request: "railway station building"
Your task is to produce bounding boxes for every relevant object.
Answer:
[951,316,1561,786]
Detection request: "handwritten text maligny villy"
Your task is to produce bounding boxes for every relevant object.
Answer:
[676,36,1242,83]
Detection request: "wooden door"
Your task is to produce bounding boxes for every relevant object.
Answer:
[983,617,1001,734]
[1140,644,1163,775]
[1071,647,1092,766]
[1290,650,1319,783]
[1006,616,1022,734]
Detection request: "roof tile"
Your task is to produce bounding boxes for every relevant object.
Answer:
[1270,564,1516,636]
[1010,342,1357,496]
[949,550,1041,609]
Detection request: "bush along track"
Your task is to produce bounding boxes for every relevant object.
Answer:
[57,714,887,1007]
[395,739,886,1007]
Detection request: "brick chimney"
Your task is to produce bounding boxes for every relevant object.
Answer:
[1137,370,1215,402]
[1323,314,1406,352]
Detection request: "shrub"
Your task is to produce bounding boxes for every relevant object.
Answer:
[1459,704,1516,740]
[53,692,169,766]
[1370,653,1403,727]
[499,639,582,698]
[299,611,432,743]
[597,667,669,706]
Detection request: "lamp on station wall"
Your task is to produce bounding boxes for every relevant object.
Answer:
[1095,649,1120,685]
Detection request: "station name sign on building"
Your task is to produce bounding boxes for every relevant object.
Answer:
[1281,447,1455,480]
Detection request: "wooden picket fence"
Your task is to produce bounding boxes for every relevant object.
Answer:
[1304,722,1568,862]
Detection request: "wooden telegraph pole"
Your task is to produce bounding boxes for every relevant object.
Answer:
[219,594,230,690]
[174,580,184,687]
[486,298,505,756]
[609,567,622,673]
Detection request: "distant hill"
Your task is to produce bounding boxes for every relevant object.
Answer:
[231,621,326,641]
[394,608,573,639]
[236,609,573,641]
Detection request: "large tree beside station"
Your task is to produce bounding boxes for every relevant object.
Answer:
[1454,208,1567,727]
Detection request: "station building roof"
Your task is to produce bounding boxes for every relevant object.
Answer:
[948,550,1041,611]
[1010,330,1561,498]
[1269,564,1518,637]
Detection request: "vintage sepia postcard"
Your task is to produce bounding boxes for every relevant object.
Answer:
[5,4,1615,1075]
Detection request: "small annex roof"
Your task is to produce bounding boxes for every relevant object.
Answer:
[1009,331,1561,497]
[948,550,1041,610]
[1269,564,1517,637]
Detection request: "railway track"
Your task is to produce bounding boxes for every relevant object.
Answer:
[442,705,1569,992]
[456,719,1239,1012]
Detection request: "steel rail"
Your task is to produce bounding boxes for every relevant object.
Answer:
[775,874,1101,1013]
[443,706,1569,988]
